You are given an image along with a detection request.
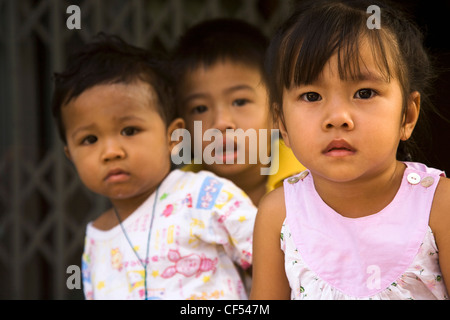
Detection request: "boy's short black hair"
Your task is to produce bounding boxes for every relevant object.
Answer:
[172,18,268,72]
[51,33,175,144]
[171,18,268,112]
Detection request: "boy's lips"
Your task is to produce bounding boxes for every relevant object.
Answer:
[104,168,130,182]
[211,138,237,155]
[323,139,356,156]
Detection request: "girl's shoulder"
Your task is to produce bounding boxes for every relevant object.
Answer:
[256,185,287,231]
[430,176,450,230]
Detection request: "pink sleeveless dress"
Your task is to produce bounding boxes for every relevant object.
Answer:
[281,162,449,299]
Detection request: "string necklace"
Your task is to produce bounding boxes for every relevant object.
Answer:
[112,187,159,300]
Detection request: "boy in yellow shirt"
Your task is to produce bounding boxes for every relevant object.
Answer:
[171,18,305,206]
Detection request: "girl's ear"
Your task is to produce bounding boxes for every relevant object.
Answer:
[276,104,291,148]
[167,118,185,151]
[278,117,291,148]
[401,91,420,141]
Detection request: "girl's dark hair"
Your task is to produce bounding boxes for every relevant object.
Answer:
[265,0,436,161]
[51,33,175,144]
[171,18,269,114]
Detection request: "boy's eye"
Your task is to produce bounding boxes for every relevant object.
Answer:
[300,92,321,102]
[121,127,139,136]
[81,135,97,145]
[355,89,377,99]
[232,99,250,107]
[192,105,208,114]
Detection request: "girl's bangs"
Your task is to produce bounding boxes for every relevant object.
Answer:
[281,6,395,89]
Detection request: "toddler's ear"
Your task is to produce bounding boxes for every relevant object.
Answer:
[64,146,73,161]
[401,91,420,141]
[167,118,185,151]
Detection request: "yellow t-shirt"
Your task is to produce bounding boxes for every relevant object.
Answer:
[181,138,305,194]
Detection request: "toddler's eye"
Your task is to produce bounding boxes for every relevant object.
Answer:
[121,127,139,136]
[300,92,321,102]
[355,89,376,99]
[192,105,208,114]
[81,135,97,145]
[232,99,250,107]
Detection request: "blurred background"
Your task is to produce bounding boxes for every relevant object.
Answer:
[0,0,449,299]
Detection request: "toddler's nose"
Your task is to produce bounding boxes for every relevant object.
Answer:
[102,139,126,162]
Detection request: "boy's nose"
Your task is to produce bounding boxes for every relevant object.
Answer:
[101,139,126,162]
[213,106,236,132]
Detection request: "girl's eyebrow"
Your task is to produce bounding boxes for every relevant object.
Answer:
[353,71,388,83]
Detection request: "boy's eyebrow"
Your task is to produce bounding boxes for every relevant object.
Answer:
[223,84,256,95]
[184,84,256,102]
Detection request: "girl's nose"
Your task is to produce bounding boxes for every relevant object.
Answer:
[101,139,126,162]
[322,101,355,131]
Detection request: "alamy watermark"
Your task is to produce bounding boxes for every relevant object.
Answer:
[65,4,381,31]
[367,5,381,29]
[171,121,279,175]
[66,5,81,30]
[66,265,81,290]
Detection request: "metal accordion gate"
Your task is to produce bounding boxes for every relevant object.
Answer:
[0,0,292,299]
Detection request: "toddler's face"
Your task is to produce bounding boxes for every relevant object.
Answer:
[280,40,419,183]
[179,60,271,178]
[62,81,181,203]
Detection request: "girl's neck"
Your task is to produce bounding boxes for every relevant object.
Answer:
[312,161,406,219]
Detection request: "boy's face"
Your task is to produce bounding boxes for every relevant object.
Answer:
[179,60,271,178]
[62,81,183,203]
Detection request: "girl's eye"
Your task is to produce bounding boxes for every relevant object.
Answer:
[300,92,321,102]
[232,99,250,107]
[81,135,97,145]
[192,105,208,114]
[355,89,377,99]
[121,127,139,136]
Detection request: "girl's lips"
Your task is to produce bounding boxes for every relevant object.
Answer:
[323,139,356,156]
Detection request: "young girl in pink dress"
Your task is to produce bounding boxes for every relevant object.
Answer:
[251,0,449,300]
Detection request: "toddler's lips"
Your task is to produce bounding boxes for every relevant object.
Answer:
[104,169,130,182]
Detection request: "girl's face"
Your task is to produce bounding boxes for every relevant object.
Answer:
[179,60,271,178]
[280,41,419,184]
[63,81,183,203]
